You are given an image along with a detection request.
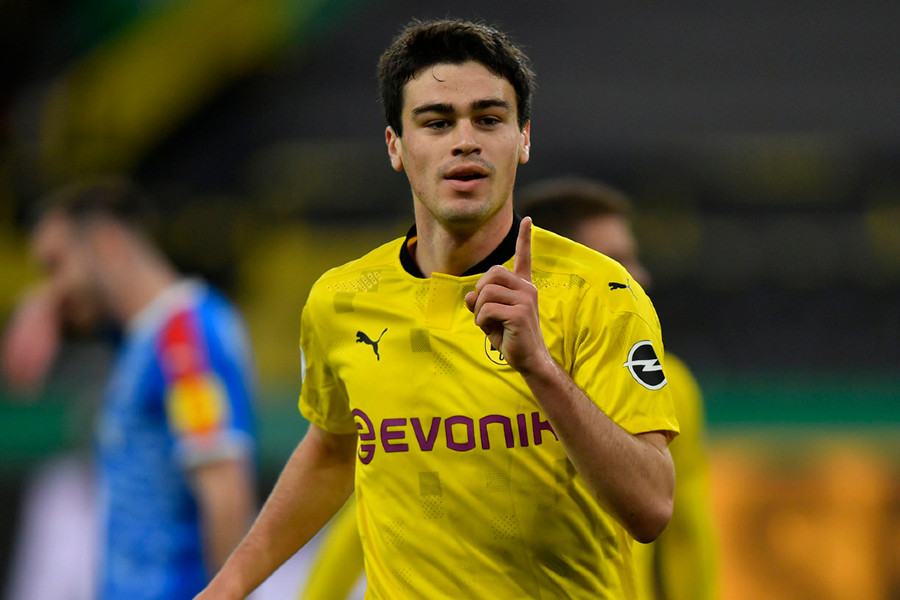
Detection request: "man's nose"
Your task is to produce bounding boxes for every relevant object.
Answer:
[451,121,482,156]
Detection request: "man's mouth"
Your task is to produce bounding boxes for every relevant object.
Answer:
[444,165,489,183]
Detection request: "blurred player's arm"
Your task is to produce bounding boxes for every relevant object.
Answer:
[195,423,357,600]
[190,458,257,572]
[1,283,61,393]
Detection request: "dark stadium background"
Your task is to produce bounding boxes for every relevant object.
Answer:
[1,1,898,598]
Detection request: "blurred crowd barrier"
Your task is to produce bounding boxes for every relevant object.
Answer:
[711,434,900,599]
[702,372,900,599]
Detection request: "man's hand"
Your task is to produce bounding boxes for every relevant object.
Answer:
[465,217,551,376]
[1,285,61,394]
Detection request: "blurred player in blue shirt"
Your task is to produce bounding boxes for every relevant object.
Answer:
[2,178,258,600]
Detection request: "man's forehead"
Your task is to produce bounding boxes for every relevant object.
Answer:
[33,213,78,249]
[408,59,502,79]
[403,61,514,107]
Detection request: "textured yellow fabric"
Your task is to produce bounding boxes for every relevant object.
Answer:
[298,226,678,599]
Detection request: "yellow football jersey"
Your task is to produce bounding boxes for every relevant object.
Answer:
[298,222,679,599]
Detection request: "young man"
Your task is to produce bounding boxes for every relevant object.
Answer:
[198,19,678,599]
[520,177,719,600]
[1,178,258,600]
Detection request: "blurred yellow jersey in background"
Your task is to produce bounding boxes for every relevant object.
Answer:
[632,354,718,600]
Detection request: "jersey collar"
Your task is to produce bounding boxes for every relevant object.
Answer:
[127,278,201,335]
[400,214,522,279]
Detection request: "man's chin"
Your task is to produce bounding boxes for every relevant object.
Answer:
[438,197,496,222]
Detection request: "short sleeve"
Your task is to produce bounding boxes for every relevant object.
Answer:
[297,298,357,435]
[159,309,254,468]
[569,284,679,438]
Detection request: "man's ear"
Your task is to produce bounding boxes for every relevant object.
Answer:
[386,126,404,172]
[518,121,531,165]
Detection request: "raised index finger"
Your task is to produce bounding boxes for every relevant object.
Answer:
[513,216,533,281]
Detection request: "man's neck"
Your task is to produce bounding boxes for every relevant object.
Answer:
[411,207,514,277]
[110,252,180,324]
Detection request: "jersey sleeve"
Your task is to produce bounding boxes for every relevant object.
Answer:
[158,308,254,468]
[569,281,679,438]
[297,295,357,435]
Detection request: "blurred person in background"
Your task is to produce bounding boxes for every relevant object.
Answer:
[1,177,258,600]
[521,177,719,600]
[197,18,678,600]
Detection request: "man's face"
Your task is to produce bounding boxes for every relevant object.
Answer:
[575,214,652,289]
[32,214,106,330]
[386,61,531,231]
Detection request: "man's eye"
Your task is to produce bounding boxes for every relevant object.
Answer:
[426,120,450,130]
[479,116,501,127]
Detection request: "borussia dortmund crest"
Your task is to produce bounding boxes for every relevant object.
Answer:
[484,335,509,366]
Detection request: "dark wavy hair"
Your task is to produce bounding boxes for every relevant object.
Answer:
[377,19,535,136]
[35,176,159,241]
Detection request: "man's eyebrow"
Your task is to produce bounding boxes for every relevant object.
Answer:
[471,98,512,112]
[411,98,513,118]
[411,102,454,117]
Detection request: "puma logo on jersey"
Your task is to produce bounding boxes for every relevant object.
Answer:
[356,328,387,361]
[609,278,637,299]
